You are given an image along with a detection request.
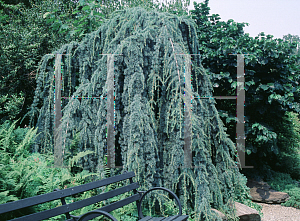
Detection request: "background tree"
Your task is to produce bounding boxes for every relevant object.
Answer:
[283,34,300,70]
[283,34,300,54]
[188,0,300,180]
[0,0,79,126]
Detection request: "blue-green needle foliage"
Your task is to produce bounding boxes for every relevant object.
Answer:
[23,6,259,221]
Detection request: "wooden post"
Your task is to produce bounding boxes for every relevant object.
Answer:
[184,54,192,168]
[236,54,253,168]
[54,54,63,167]
[176,53,201,168]
[107,54,115,168]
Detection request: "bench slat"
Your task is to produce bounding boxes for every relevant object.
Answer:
[172,215,189,221]
[73,194,141,220]
[0,171,135,214]
[138,215,189,221]
[138,216,153,221]
[163,215,182,221]
[8,183,139,221]
[96,193,141,213]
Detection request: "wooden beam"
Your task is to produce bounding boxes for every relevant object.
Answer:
[106,54,115,168]
[54,54,63,167]
[184,54,192,168]
[236,54,253,168]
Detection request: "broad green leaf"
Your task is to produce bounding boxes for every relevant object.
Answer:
[260,84,269,90]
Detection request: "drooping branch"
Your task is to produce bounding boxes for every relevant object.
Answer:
[24,6,253,221]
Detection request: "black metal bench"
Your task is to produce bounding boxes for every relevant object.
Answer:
[0,170,189,221]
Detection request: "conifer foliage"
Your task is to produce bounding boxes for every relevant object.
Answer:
[24,6,253,220]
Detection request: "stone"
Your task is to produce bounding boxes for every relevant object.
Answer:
[233,202,261,221]
[211,208,227,220]
[246,179,290,204]
[211,201,261,221]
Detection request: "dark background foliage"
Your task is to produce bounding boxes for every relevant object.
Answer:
[188,0,300,180]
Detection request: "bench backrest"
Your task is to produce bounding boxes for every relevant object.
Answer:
[0,171,141,221]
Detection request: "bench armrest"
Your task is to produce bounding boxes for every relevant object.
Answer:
[77,210,118,221]
[137,187,183,219]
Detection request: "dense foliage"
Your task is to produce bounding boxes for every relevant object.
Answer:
[0,0,191,128]
[0,0,74,126]
[21,5,263,220]
[188,0,300,180]
[0,119,102,220]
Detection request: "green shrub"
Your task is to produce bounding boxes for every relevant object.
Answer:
[274,111,300,180]
[265,171,300,209]
[0,93,25,125]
